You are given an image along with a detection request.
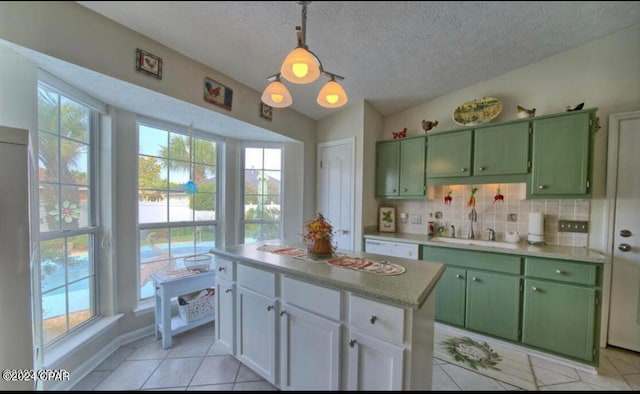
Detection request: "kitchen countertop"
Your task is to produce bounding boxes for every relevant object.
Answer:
[364,232,609,264]
[210,240,445,309]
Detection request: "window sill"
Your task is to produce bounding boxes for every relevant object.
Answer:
[43,314,123,368]
[133,297,179,317]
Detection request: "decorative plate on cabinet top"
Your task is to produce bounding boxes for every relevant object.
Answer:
[453,97,502,126]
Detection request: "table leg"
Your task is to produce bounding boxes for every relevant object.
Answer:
[160,286,172,349]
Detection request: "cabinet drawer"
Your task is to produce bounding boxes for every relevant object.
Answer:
[349,295,404,343]
[525,257,597,286]
[422,246,521,274]
[237,263,276,297]
[281,276,341,321]
[215,258,234,281]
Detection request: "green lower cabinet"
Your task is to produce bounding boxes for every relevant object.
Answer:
[522,279,597,362]
[465,270,521,341]
[435,267,466,326]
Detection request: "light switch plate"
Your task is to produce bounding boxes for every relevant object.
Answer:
[558,220,589,233]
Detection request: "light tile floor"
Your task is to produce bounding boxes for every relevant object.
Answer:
[72,322,640,391]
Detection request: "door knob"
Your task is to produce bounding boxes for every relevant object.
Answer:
[620,229,632,237]
[618,243,632,252]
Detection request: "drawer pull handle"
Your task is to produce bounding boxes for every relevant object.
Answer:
[280,310,287,316]
[225,288,232,293]
[267,305,274,311]
[532,286,538,292]
[456,274,463,279]
[556,269,563,274]
[369,315,377,324]
[218,267,226,272]
[349,339,357,348]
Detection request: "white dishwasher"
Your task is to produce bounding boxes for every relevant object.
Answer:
[364,239,419,260]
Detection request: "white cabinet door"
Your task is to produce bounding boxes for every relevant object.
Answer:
[236,286,277,384]
[279,303,341,390]
[215,278,235,355]
[346,328,404,391]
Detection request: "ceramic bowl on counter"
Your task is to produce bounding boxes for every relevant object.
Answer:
[505,231,521,243]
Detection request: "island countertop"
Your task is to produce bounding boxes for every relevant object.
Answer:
[210,240,445,309]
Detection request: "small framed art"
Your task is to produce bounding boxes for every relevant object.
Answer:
[135,48,162,79]
[379,207,396,232]
[204,78,233,111]
[260,102,273,121]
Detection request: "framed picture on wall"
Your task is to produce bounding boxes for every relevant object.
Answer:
[135,48,162,79]
[260,102,273,121]
[204,77,233,111]
[379,207,396,233]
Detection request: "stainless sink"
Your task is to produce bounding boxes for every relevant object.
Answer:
[429,237,520,250]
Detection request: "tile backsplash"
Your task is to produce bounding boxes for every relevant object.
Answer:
[381,183,590,247]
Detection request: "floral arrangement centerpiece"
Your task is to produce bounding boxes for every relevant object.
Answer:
[302,213,335,257]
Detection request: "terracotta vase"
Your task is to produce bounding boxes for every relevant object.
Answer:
[307,237,333,256]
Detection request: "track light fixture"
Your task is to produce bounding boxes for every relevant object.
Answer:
[261,1,348,109]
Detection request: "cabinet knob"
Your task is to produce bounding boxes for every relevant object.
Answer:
[403,188,408,192]
[619,243,632,252]
[369,315,377,324]
[280,310,287,316]
[393,189,397,192]
[472,277,478,281]
[349,339,357,348]
[620,229,632,237]
[267,305,274,311]
[225,288,232,293]
[538,185,546,189]
[460,168,466,172]
[456,274,463,279]
[218,266,226,272]
[478,167,485,171]
[532,286,538,292]
[555,269,563,274]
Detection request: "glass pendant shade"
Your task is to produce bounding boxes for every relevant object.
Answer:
[316,79,348,108]
[261,79,293,108]
[280,47,321,84]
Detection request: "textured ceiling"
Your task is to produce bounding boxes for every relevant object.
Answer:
[11,2,638,141]
[75,1,640,121]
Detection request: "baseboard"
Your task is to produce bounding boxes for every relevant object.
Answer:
[435,323,598,375]
[62,324,156,390]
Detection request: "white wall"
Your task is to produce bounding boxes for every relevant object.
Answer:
[384,24,640,252]
[0,46,37,389]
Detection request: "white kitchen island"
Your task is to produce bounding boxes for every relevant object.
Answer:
[210,241,445,391]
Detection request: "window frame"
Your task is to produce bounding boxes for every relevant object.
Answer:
[35,78,102,348]
[136,117,221,300]
[240,142,284,244]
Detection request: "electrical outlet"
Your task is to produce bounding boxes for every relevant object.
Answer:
[434,211,443,219]
[411,214,422,224]
[507,213,518,222]
[558,220,589,233]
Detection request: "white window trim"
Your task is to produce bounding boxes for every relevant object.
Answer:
[239,142,284,243]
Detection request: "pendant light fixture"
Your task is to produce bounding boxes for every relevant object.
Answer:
[261,1,348,109]
[183,123,198,195]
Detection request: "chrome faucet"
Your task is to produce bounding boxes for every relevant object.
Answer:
[468,208,477,239]
[487,228,496,241]
[450,225,456,238]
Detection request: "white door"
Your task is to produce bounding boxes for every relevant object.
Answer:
[215,278,235,355]
[607,111,640,352]
[347,329,404,390]
[318,138,355,250]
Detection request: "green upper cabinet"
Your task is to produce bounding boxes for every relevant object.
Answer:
[375,136,427,198]
[529,110,596,198]
[375,140,400,197]
[426,129,472,177]
[474,122,530,176]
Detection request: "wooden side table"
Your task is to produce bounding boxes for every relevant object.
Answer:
[151,270,216,349]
